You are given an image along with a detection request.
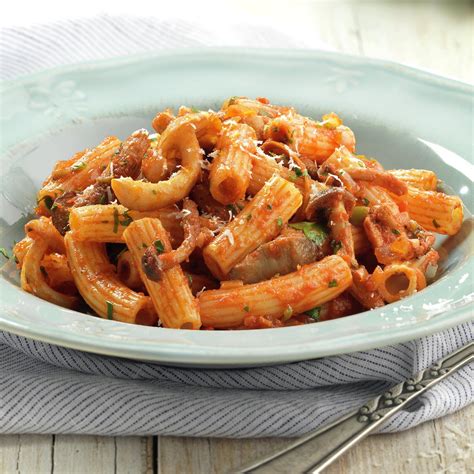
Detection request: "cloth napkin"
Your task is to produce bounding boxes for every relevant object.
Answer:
[0,15,472,437]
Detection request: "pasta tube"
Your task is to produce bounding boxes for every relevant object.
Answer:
[64,233,157,325]
[264,113,356,163]
[199,255,352,328]
[21,239,78,309]
[37,137,121,215]
[13,237,33,267]
[399,186,463,235]
[69,204,181,243]
[40,253,77,295]
[203,175,303,279]
[388,169,438,191]
[25,217,65,254]
[372,263,426,303]
[112,123,202,210]
[248,152,291,195]
[123,218,201,329]
[351,224,370,256]
[209,122,256,204]
[116,250,143,290]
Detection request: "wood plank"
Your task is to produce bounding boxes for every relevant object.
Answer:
[0,435,53,474]
[51,435,153,474]
[157,436,290,474]
[157,404,473,474]
[115,437,154,474]
[0,435,20,474]
[52,435,115,474]
[433,406,474,473]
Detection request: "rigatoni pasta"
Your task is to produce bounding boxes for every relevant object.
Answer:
[65,233,157,325]
[8,96,464,331]
[199,255,352,328]
[203,174,302,279]
[123,218,201,329]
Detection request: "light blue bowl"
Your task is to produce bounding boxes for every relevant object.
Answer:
[0,49,472,367]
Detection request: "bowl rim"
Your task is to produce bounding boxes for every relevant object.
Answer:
[0,47,473,367]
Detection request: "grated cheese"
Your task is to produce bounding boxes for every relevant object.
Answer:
[221,229,235,245]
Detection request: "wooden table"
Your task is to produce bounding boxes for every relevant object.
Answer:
[1,1,472,472]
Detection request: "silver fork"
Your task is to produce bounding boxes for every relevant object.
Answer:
[236,341,474,474]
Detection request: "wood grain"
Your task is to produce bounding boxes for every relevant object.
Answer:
[155,405,474,474]
[0,2,472,474]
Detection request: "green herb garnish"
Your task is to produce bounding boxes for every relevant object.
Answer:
[306,306,321,321]
[0,247,10,260]
[71,161,87,171]
[246,214,252,221]
[106,301,114,320]
[362,198,370,206]
[243,305,250,312]
[113,208,120,233]
[276,217,283,228]
[432,219,441,229]
[288,222,328,246]
[154,239,165,254]
[328,279,338,288]
[392,229,401,236]
[267,204,273,210]
[120,210,133,227]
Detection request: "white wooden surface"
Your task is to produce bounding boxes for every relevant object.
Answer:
[0,1,473,473]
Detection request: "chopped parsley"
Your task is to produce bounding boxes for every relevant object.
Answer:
[392,228,401,236]
[246,214,252,221]
[276,217,283,228]
[186,274,193,286]
[0,247,10,260]
[293,166,304,177]
[99,194,107,205]
[154,239,165,254]
[288,222,328,246]
[331,240,342,253]
[432,219,441,229]
[71,161,87,171]
[106,301,114,320]
[306,306,321,321]
[267,204,273,210]
[243,305,250,312]
[142,243,148,248]
[362,198,370,206]
[190,107,199,113]
[113,208,120,233]
[328,279,338,288]
[120,211,133,227]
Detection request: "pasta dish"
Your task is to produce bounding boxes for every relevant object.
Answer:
[11,97,464,330]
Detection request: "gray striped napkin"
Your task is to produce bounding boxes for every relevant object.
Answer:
[0,15,472,437]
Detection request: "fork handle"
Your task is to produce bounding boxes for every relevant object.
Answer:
[238,342,474,474]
